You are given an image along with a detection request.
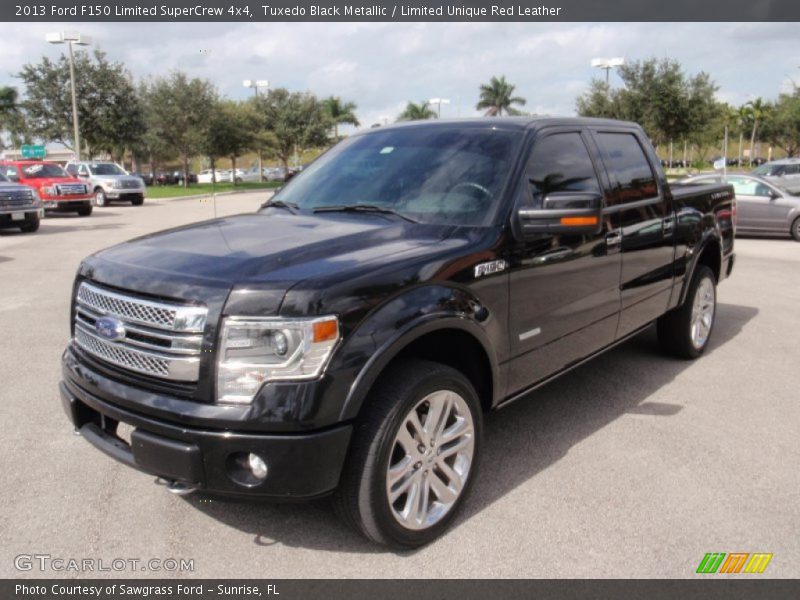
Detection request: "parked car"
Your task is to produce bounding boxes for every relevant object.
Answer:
[0,160,92,216]
[752,158,800,194]
[197,169,220,184]
[0,170,43,233]
[60,117,734,548]
[130,172,154,186]
[238,167,265,183]
[65,161,146,207]
[173,171,198,185]
[677,171,800,240]
[265,167,286,181]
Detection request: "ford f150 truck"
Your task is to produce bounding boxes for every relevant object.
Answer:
[60,118,735,547]
[65,161,146,207]
[0,170,43,232]
[0,160,93,216]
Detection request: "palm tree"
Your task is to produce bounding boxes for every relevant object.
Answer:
[322,96,359,138]
[476,75,526,117]
[397,101,437,121]
[745,97,770,166]
[0,86,20,152]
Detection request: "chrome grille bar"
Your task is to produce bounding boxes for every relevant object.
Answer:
[73,281,208,382]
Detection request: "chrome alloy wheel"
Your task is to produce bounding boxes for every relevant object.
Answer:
[690,276,715,350]
[386,390,475,531]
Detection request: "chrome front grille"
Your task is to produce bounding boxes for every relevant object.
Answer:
[0,189,34,207]
[73,282,207,382]
[56,183,87,196]
[120,179,141,189]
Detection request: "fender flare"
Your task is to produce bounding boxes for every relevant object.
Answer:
[677,228,723,306]
[337,311,501,423]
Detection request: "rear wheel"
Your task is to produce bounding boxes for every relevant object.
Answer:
[791,216,800,242]
[94,189,107,207]
[334,359,482,548]
[657,265,717,359]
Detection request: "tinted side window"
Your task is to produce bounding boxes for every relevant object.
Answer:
[66,164,78,176]
[596,132,658,204]
[785,164,800,175]
[524,132,600,208]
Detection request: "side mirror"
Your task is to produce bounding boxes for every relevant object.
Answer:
[517,192,603,237]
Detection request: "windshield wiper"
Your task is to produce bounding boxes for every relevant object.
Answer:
[312,204,418,224]
[260,199,299,214]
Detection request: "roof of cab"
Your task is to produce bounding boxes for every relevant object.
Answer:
[362,116,641,134]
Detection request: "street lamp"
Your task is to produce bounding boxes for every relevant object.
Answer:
[591,57,625,84]
[243,79,269,181]
[47,31,92,161]
[428,97,451,118]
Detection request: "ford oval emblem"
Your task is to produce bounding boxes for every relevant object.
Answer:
[96,316,126,342]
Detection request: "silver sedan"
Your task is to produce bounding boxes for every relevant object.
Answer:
[677,172,800,241]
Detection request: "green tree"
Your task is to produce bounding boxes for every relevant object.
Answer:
[761,89,800,158]
[322,96,359,138]
[476,75,526,116]
[397,101,437,121]
[0,86,28,152]
[17,49,144,158]
[256,88,330,171]
[202,100,258,185]
[576,58,718,149]
[141,72,217,187]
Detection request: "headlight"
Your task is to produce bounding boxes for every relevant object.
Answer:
[30,189,41,203]
[111,180,123,189]
[216,316,339,405]
[42,186,57,196]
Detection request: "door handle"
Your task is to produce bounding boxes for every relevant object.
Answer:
[605,231,622,247]
[662,216,675,235]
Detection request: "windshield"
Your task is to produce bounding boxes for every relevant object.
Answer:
[90,163,126,175]
[21,163,69,178]
[270,125,524,226]
[753,164,782,176]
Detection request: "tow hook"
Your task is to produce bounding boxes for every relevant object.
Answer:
[165,480,198,496]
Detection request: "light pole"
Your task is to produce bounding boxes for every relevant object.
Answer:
[243,79,269,181]
[46,31,91,161]
[428,97,451,118]
[591,57,625,85]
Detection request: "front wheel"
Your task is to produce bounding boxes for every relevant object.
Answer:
[77,206,93,217]
[657,265,717,359]
[20,214,40,233]
[334,359,482,548]
[791,216,800,242]
[94,189,107,207]
[131,196,144,206]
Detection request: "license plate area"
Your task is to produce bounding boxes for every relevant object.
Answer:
[11,212,24,221]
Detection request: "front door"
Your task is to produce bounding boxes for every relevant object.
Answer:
[728,176,789,232]
[507,129,621,395]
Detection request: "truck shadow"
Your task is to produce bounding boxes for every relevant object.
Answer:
[185,302,758,554]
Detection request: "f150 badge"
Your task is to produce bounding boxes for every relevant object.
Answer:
[95,316,126,342]
[474,259,508,278]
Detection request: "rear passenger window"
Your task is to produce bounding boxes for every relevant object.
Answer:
[596,132,658,204]
[524,132,600,208]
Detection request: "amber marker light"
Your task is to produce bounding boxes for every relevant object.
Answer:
[312,318,339,343]
[560,216,599,226]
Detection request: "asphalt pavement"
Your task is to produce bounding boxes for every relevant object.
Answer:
[1,191,798,578]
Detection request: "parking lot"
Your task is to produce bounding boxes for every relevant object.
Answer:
[0,191,798,578]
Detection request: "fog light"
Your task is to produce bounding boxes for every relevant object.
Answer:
[248,453,268,480]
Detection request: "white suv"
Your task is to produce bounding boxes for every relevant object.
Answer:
[65,162,146,207]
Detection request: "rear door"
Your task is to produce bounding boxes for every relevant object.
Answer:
[591,129,675,338]
[506,128,621,393]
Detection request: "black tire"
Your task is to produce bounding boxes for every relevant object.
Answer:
[94,188,107,207]
[333,359,483,548]
[791,216,800,242]
[657,265,717,359]
[20,214,40,233]
[131,196,144,206]
[77,206,93,217]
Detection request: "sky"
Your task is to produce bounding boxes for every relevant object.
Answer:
[1,22,798,133]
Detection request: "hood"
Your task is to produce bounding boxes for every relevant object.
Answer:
[24,176,84,187]
[82,212,456,307]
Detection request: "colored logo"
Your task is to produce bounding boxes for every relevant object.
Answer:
[697,552,773,574]
[95,316,126,342]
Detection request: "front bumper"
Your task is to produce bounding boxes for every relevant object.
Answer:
[104,188,145,199]
[43,198,92,211]
[0,206,42,226]
[60,363,352,499]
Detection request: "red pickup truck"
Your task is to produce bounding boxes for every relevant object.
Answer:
[0,160,93,216]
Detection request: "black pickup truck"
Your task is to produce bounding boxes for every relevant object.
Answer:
[60,118,735,547]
